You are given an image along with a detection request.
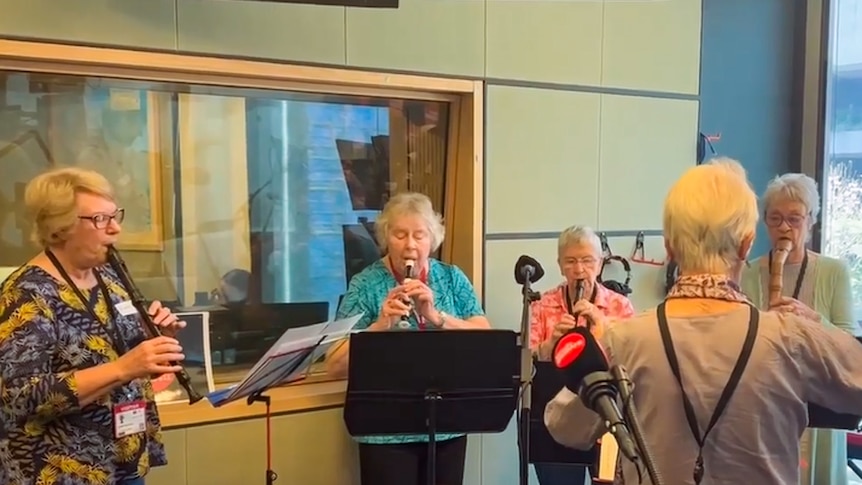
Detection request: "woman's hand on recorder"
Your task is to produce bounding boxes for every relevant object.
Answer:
[370,288,412,330]
[552,314,577,340]
[770,296,821,322]
[114,336,185,382]
[147,300,186,338]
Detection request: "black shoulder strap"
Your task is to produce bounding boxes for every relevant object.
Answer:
[657,302,759,484]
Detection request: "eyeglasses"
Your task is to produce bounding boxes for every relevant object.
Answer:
[765,213,806,228]
[562,257,598,267]
[79,209,125,229]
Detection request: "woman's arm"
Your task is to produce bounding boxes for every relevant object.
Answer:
[544,387,605,450]
[0,292,128,420]
[442,265,491,330]
[825,259,858,334]
[324,279,381,379]
[324,315,389,379]
[436,312,490,330]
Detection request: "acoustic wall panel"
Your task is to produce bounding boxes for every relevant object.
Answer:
[602,0,702,95]
[485,0,603,85]
[597,95,699,231]
[345,0,484,76]
[486,85,601,234]
[177,0,347,65]
[0,0,176,50]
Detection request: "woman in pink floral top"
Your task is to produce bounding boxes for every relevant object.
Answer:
[530,225,635,485]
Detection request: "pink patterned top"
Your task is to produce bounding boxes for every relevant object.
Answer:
[529,282,635,354]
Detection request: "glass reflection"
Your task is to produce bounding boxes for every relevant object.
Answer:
[0,71,451,386]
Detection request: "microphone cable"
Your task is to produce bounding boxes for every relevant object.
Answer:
[613,366,665,485]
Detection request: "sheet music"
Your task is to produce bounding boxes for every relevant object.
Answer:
[206,314,363,407]
[596,433,619,482]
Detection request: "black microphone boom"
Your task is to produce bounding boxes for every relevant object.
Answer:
[552,327,639,463]
[514,255,544,284]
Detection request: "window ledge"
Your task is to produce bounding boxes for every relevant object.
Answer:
[157,377,347,429]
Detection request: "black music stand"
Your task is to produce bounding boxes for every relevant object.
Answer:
[809,403,862,430]
[529,360,597,466]
[344,330,520,485]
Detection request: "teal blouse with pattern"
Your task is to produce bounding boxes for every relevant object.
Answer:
[336,258,485,445]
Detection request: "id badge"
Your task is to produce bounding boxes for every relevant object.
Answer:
[113,401,147,438]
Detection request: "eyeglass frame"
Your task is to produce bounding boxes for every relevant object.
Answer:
[560,256,600,267]
[78,208,125,229]
[764,212,808,228]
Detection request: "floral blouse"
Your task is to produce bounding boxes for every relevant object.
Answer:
[0,265,166,485]
[529,282,635,359]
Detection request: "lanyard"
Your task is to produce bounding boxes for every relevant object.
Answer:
[45,250,128,355]
[389,256,429,329]
[657,302,759,484]
[563,282,597,317]
[768,249,808,299]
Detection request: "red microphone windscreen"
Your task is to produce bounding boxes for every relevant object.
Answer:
[554,332,586,369]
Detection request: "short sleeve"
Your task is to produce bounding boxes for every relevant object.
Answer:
[529,299,547,350]
[0,288,81,423]
[335,276,377,331]
[448,265,484,319]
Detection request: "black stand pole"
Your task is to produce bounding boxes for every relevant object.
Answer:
[517,280,541,485]
[426,390,441,485]
[248,391,278,485]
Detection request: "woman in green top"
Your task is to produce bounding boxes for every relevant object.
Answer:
[741,172,860,485]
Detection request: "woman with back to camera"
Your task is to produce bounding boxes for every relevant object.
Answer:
[530,225,635,484]
[740,172,859,485]
[325,191,490,485]
[544,158,862,484]
[0,167,186,485]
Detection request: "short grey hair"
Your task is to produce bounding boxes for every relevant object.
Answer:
[557,225,602,258]
[761,172,821,221]
[663,157,759,274]
[375,192,445,253]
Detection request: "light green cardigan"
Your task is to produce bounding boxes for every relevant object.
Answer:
[741,253,856,333]
[741,252,857,485]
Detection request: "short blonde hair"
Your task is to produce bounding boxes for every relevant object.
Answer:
[557,226,602,259]
[762,172,821,221]
[375,192,445,253]
[25,167,114,247]
[663,157,759,274]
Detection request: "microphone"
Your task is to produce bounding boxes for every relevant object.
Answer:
[514,255,545,285]
[552,327,640,462]
[396,260,415,330]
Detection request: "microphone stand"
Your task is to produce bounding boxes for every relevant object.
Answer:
[517,273,541,485]
[611,365,665,485]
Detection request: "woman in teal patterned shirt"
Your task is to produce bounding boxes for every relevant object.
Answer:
[326,192,490,485]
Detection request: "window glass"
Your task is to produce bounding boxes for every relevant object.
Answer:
[0,71,451,393]
[821,0,862,328]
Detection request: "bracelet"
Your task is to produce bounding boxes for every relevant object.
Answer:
[434,311,448,328]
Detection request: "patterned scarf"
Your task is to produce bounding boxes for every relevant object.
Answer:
[666,273,751,303]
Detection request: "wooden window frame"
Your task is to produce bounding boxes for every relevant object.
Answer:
[0,39,484,428]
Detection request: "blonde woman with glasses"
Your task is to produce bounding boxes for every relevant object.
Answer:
[741,172,860,485]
